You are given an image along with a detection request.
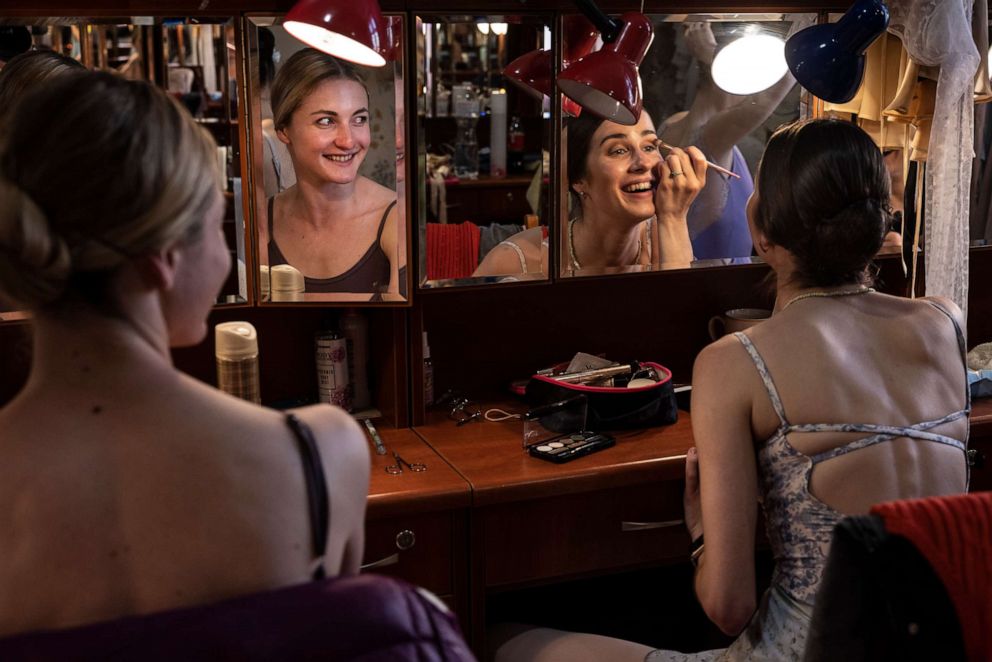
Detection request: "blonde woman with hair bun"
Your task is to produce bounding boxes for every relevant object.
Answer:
[264,48,402,298]
[0,72,369,637]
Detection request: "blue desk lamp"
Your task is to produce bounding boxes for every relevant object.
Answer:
[784,0,890,103]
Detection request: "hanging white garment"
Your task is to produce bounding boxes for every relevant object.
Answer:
[887,0,979,319]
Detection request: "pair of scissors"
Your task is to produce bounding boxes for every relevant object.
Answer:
[384,451,427,474]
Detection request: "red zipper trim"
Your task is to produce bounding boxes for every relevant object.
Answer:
[531,362,672,393]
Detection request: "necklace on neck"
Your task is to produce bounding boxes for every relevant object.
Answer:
[568,218,648,271]
[782,286,874,311]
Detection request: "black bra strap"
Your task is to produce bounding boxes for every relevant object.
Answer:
[285,413,330,580]
[375,200,397,243]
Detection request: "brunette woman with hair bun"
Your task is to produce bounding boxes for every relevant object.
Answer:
[494,118,968,661]
[0,72,369,637]
[474,110,705,278]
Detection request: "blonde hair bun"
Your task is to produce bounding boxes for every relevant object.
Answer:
[0,176,70,308]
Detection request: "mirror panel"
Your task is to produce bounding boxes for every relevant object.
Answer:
[0,16,246,320]
[417,15,553,288]
[246,16,408,304]
[559,13,816,278]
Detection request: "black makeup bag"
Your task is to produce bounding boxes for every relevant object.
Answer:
[524,362,678,431]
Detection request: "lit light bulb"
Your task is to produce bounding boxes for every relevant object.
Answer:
[477,23,490,35]
[711,34,788,95]
[491,23,508,36]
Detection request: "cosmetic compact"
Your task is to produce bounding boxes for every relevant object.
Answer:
[522,395,616,463]
[527,430,616,464]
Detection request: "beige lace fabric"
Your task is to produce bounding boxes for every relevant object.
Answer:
[888,0,980,318]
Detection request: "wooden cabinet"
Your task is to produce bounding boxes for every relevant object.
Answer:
[364,511,465,603]
[363,427,472,632]
[480,480,688,589]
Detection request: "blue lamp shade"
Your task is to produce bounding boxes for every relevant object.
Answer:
[784,0,889,104]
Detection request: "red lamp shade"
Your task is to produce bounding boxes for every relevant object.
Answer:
[381,15,402,62]
[504,16,598,115]
[557,12,653,125]
[284,0,388,67]
[505,49,553,99]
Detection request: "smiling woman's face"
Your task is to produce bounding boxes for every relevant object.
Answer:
[278,77,370,185]
[573,112,661,225]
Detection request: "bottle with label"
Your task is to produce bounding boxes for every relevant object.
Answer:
[489,90,507,178]
[315,330,351,411]
[454,118,479,179]
[422,331,434,407]
[340,308,371,411]
[508,115,525,174]
[453,84,479,179]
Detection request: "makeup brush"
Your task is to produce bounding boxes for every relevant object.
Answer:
[656,139,741,180]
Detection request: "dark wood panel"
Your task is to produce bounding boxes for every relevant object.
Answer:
[171,307,409,426]
[412,253,911,424]
[0,1,406,14]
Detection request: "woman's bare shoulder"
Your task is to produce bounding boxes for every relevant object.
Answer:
[473,227,546,277]
[358,176,399,208]
[289,404,369,465]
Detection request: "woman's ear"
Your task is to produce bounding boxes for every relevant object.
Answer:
[276,125,291,146]
[135,247,181,292]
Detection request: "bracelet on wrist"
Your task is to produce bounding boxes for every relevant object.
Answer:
[689,533,705,568]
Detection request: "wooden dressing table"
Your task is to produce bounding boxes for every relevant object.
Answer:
[364,400,992,652]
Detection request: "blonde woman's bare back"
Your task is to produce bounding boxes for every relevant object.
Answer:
[0,335,369,636]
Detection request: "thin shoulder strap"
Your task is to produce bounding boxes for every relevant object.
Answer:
[498,239,528,273]
[285,413,330,580]
[375,200,397,244]
[734,332,790,427]
[923,299,972,414]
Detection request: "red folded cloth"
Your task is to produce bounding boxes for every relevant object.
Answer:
[426,222,481,280]
[872,491,992,661]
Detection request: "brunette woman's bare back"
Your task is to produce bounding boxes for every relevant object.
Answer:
[719,292,968,512]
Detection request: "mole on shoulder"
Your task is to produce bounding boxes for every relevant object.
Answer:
[91,405,103,414]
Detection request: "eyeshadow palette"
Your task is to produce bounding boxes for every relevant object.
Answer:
[527,431,616,464]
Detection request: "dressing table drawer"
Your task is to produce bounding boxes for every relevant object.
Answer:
[481,480,689,588]
[362,511,460,598]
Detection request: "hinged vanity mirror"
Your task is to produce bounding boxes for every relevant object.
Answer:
[244,14,410,305]
[557,12,817,280]
[416,14,554,288]
[0,16,248,323]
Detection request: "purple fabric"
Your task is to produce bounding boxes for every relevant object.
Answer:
[689,146,755,259]
[0,574,476,661]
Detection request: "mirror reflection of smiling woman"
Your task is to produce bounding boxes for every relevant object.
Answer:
[265,49,401,296]
[472,111,705,278]
[566,111,703,272]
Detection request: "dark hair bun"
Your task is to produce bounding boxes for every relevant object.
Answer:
[755,119,889,288]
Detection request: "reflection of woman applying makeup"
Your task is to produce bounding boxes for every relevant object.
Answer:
[265,48,401,296]
[473,110,705,277]
[564,111,704,272]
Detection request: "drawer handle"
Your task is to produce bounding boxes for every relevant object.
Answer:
[621,520,684,532]
[395,529,416,551]
[361,553,400,570]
